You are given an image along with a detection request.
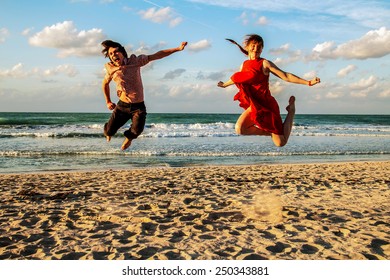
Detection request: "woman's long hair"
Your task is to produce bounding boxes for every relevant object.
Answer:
[226,34,264,56]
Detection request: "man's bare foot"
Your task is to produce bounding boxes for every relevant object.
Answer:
[121,138,132,150]
[286,96,296,113]
[106,136,111,142]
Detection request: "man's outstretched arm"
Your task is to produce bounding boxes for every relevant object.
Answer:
[148,42,187,62]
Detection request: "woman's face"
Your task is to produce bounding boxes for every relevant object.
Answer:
[246,41,263,59]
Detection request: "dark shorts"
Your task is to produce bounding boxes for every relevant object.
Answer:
[104,101,147,140]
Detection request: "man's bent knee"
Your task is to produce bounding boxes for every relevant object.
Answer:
[124,127,144,140]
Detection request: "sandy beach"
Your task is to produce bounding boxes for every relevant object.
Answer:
[0,161,389,260]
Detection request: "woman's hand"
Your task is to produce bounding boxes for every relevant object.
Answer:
[218,79,234,88]
[217,81,226,88]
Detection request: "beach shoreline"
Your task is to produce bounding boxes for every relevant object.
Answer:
[1,161,389,260]
[1,156,388,176]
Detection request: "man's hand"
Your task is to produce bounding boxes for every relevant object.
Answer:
[309,77,321,86]
[107,102,116,110]
[179,42,188,51]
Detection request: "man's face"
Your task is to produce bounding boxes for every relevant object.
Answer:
[108,47,125,66]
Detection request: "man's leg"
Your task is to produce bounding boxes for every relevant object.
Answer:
[122,107,147,150]
[104,107,130,142]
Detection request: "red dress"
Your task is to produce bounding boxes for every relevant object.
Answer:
[231,58,283,135]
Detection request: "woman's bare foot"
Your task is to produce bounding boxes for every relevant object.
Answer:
[286,96,296,113]
[106,136,111,142]
[121,138,132,150]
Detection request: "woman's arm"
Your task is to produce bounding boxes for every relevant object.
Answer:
[217,79,235,88]
[217,63,245,88]
[264,59,320,86]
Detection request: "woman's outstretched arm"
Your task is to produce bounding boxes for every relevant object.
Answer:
[264,59,321,86]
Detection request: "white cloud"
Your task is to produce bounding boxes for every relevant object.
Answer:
[0,28,9,43]
[238,12,249,25]
[337,65,357,77]
[269,44,290,55]
[0,63,78,79]
[347,75,380,98]
[256,16,268,26]
[169,17,183,28]
[303,71,318,80]
[314,77,389,104]
[139,7,182,27]
[269,80,285,95]
[325,91,344,99]
[0,63,27,78]
[188,0,305,12]
[43,64,79,78]
[311,27,390,60]
[28,21,105,57]
[378,88,390,98]
[188,0,389,29]
[269,43,305,66]
[133,41,167,55]
[272,50,302,66]
[237,11,268,26]
[21,28,34,36]
[167,83,216,97]
[349,75,377,90]
[312,41,333,53]
[187,39,211,52]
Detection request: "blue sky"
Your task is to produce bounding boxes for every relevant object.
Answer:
[1,0,389,114]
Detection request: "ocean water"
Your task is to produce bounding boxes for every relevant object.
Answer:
[0,112,389,173]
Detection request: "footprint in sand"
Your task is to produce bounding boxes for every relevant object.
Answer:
[243,190,283,224]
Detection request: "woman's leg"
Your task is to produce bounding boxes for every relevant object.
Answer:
[235,108,271,136]
[271,96,296,147]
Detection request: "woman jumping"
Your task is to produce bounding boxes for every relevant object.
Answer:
[218,34,320,147]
